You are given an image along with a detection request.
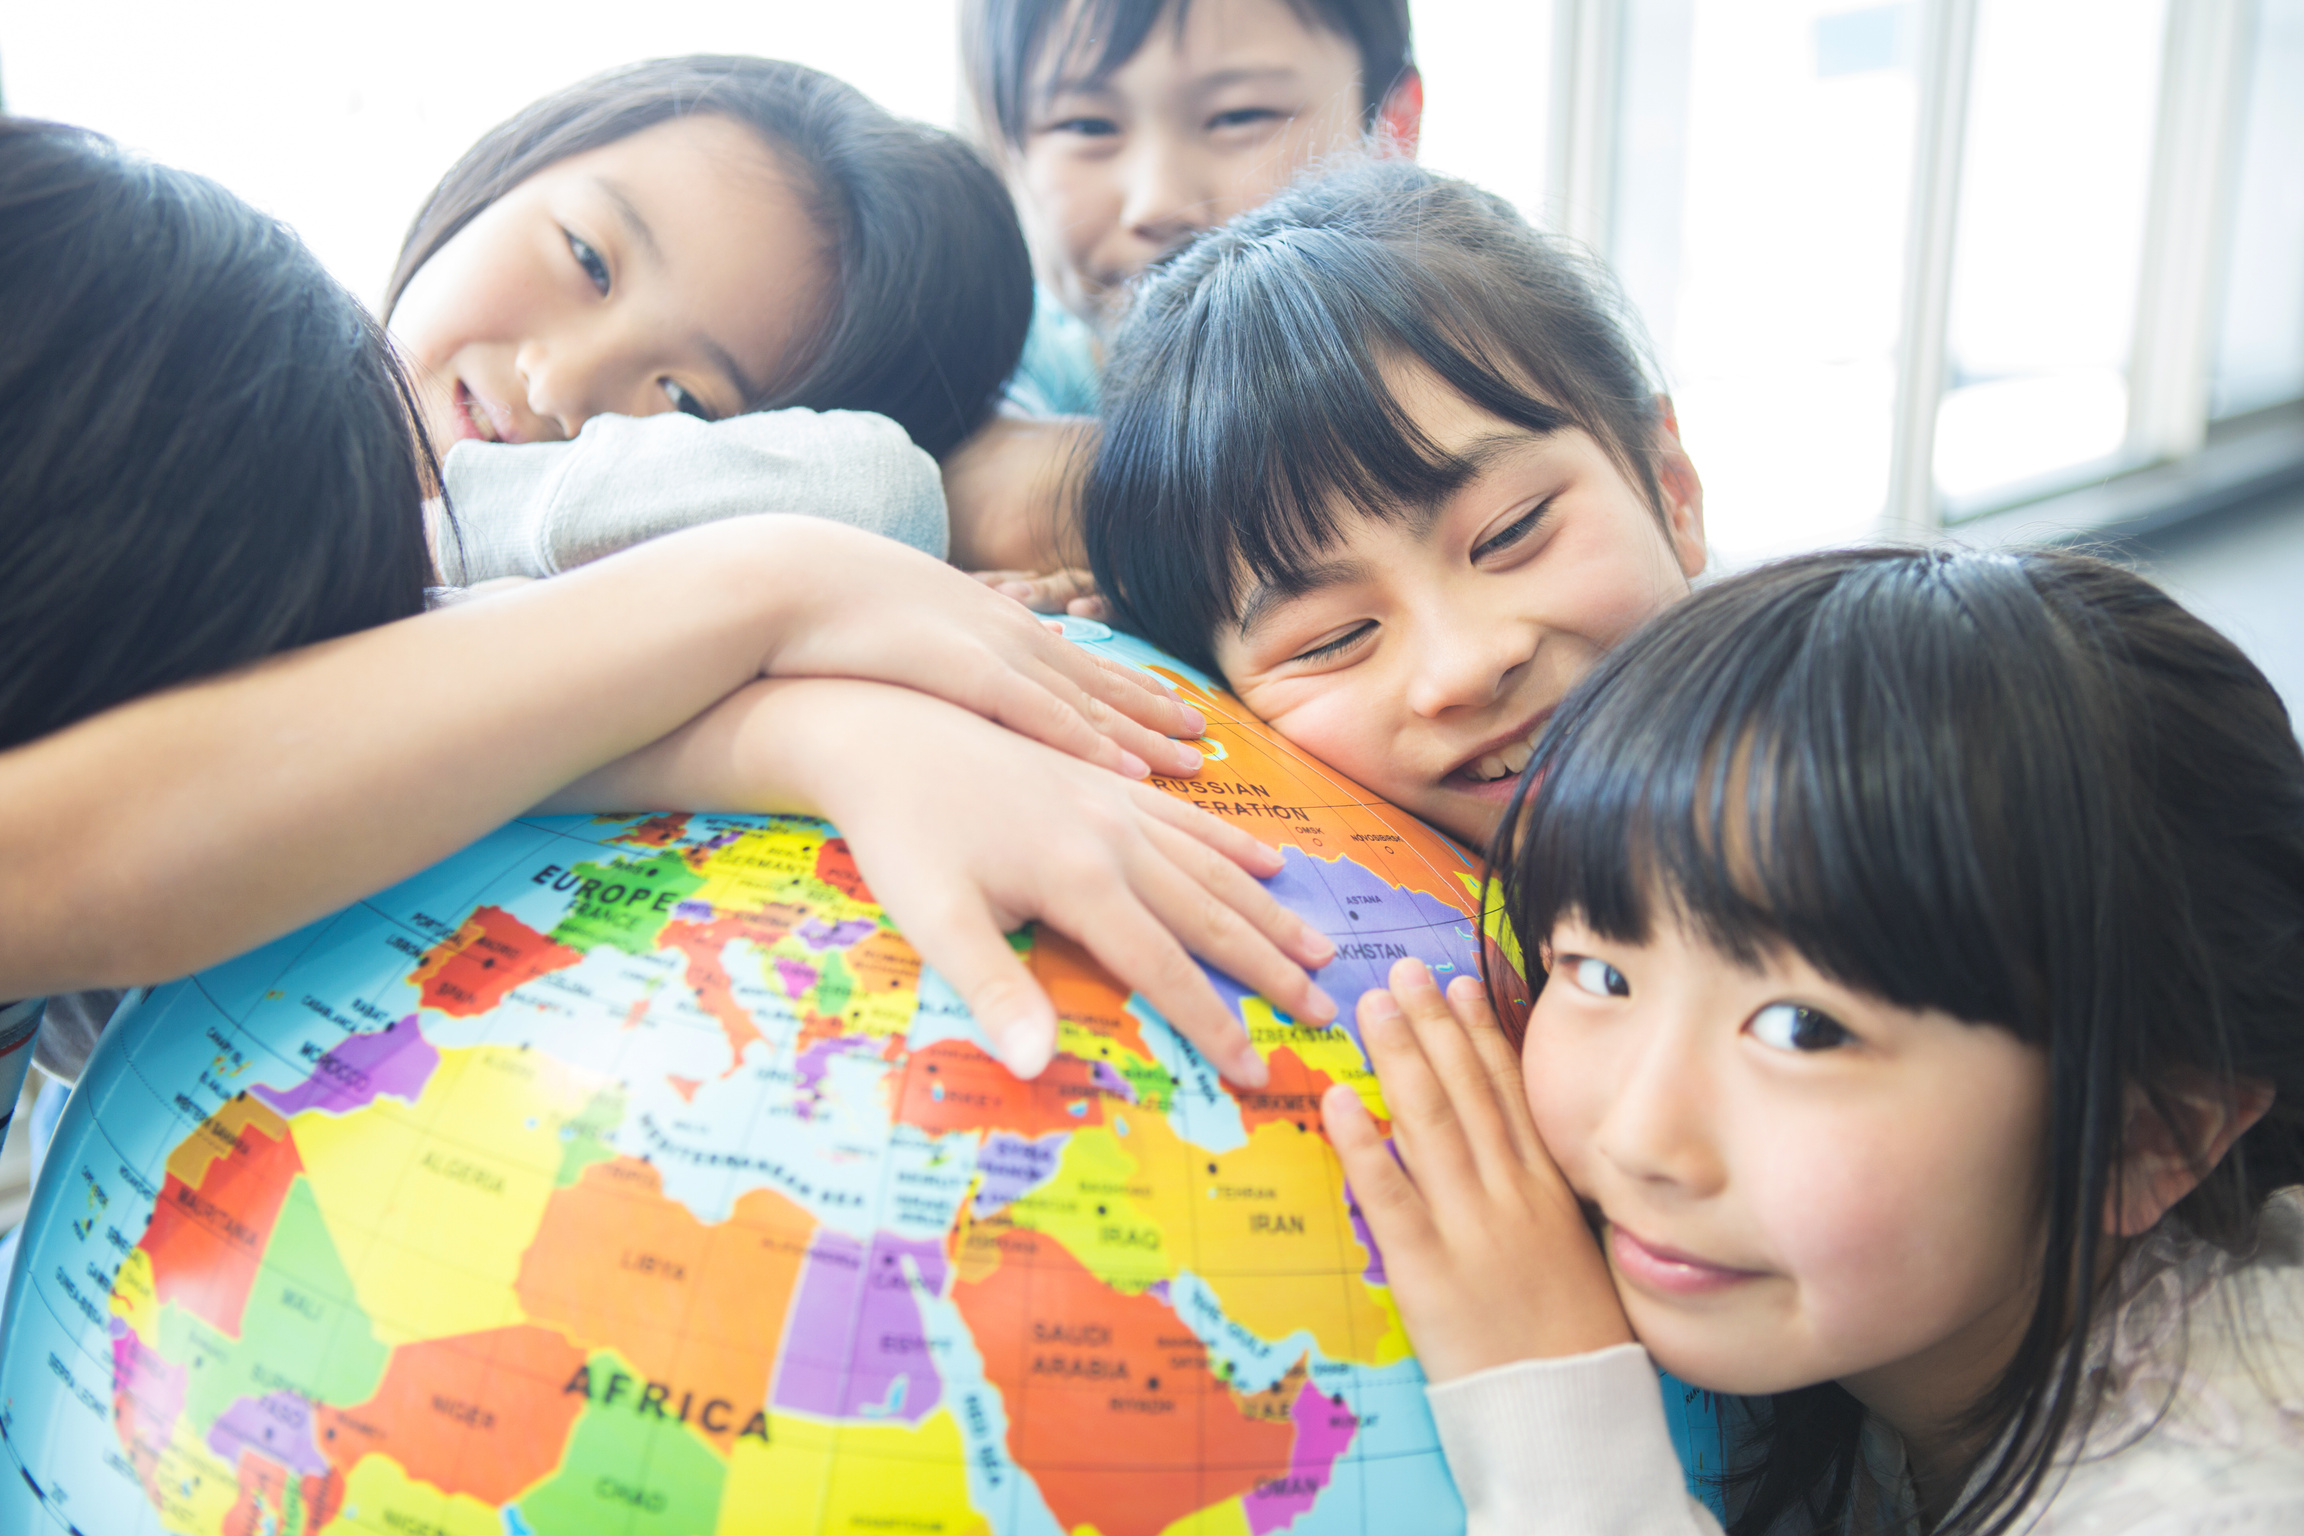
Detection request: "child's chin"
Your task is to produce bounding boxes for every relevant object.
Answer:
[1634,1322,1811,1399]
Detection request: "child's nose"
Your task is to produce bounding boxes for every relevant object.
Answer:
[1404,611,1537,718]
[1592,1033,1727,1198]
[1119,141,1212,255]
[514,326,631,441]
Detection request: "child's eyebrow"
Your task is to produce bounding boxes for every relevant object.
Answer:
[593,178,661,265]
[1237,556,1373,637]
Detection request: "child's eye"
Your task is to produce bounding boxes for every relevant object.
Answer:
[1289,621,1373,664]
[662,380,712,420]
[1050,116,1120,138]
[1563,956,1629,998]
[566,231,610,296]
[1472,499,1556,563]
[1747,1003,1853,1053]
[1208,107,1284,131]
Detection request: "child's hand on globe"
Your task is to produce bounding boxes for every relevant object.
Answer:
[749,518,1195,781]
[559,676,1339,1087]
[1325,959,1632,1382]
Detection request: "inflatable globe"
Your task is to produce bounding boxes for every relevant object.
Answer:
[0,621,1719,1536]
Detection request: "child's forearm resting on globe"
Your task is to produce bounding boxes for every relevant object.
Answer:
[0,516,1314,1084]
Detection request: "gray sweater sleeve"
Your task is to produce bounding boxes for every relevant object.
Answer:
[434,409,947,584]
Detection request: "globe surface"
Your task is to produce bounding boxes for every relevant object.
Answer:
[0,622,1719,1536]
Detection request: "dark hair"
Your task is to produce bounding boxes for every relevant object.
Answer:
[383,56,1031,459]
[1083,161,1667,678]
[964,0,1415,148]
[1495,545,2304,1536]
[0,118,435,752]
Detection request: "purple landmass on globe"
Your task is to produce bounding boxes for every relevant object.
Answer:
[793,1036,874,1121]
[206,1389,329,1478]
[253,1015,437,1117]
[1341,1179,1386,1285]
[774,1230,947,1423]
[797,917,877,951]
[775,958,820,999]
[972,1130,1069,1216]
[1242,1378,1362,1534]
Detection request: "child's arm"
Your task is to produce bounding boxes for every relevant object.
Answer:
[435,409,948,584]
[0,516,1226,999]
[1324,960,1717,1536]
[941,414,1096,578]
[548,678,1339,1083]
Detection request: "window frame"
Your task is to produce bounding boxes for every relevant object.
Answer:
[1545,0,2295,541]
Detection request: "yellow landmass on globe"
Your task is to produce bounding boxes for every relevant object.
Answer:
[716,1410,987,1536]
[1240,997,1385,1118]
[342,1455,503,1536]
[1002,1109,1405,1364]
[294,1043,614,1344]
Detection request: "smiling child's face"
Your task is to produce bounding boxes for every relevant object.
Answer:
[1210,367,1707,849]
[390,115,831,452]
[1014,0,1414,326]
[1526,913,2053,1433]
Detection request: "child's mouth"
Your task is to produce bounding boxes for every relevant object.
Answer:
[450,380,501,443]
[1608,1224,1763,1296]
[1447,710,1554,791]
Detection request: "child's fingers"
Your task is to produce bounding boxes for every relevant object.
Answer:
[1447,973,1548,1169]
[1066,594,1114,622]
[1131,817,1335,1026]
[1136,809,1333,968]
[1384,959,1522,1184]
[1356,988,1485,1201]
[962,666,1160,780]
[897,897,1061,1080]
[1048,882,1269,1087]
[1321,1082,1433,1249]
[1131,783,1289,883]
[992,567,1100,613]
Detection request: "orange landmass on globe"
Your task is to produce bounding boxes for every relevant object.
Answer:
[313,1324,588,1505]
[1233,1047,1340,1134]
[950,1225,1296,1536]
[142,1101,303,1338]
[661,908,811,1064]
[412,906,582,1018]
[513,1156,816,1453]
[1145,666,1481,918]
[1029,929,1157,1060]
[813,836,870,902]
[224,1447,339,1536]
[895,1038,1114,1137]
[613,812,692,848]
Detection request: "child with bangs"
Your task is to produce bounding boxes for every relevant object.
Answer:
[1327,547,2304,1534]
[1083,162,2304,1528]
[954,0,1422,605]
[383,55,1068,583]
[1084,160,1705,851]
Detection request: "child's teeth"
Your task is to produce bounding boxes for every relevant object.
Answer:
[1474,753,1508,781]
[1501,741,1533,774]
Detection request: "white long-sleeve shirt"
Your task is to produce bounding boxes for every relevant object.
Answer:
[1428,1188,2304,1535]
[432,407,948,584]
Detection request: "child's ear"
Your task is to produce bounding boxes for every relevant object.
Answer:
[1376,68,1424,158]
[2107,1077,2276,1237]
[1652,395,1707,581]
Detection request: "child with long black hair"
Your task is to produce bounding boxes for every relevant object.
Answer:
[0,118,1330,1104]
[1329,547,2304,1534]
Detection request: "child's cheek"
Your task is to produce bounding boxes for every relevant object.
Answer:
[1521,1021,1603,1196]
